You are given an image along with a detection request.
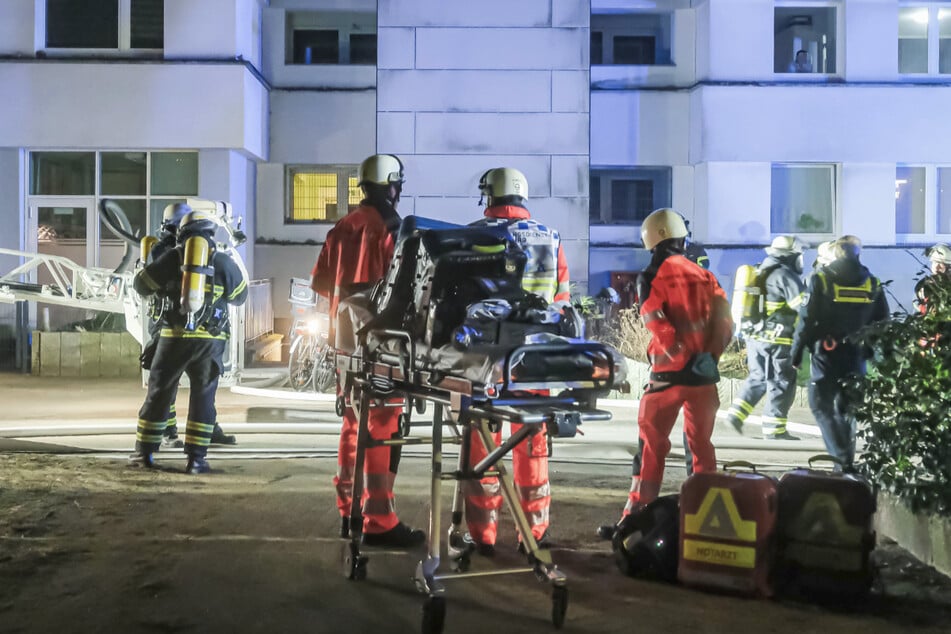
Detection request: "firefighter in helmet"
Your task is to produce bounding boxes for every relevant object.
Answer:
[725,235,806,440]
[600,209,733,537]
[312,153,425,548]
[791,235,889,471]
[140,203,237,448]
[131,210,248,473]
[460,167,570,556]
[915,243,951,315]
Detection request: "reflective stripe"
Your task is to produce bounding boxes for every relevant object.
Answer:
[365,473,390,491]
[762,416,787,433]
[764,300,787,316]
[160,327,228,340]
[624,476,662,514]
[642,309,666,324]
[727,399,754,421]
[363,497,396,516]
[833,278,875,304]
[136,418,167,444]
[787,293,804,309]
[517,481,551,502]
[185,420,215,447]
[138,270,161,291]
[229,279,247,301]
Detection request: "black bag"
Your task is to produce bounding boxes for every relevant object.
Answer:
[612,494,680,582]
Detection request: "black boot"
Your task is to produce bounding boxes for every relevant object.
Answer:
[185,456,212,474]
[362,522,426,548]
[162,425,183,449]
[210,424,237,445]
[128,452,156,469]
[340,516,350,539]
[597,523,618,541]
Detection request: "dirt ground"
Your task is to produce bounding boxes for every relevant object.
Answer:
[1,454,951,634]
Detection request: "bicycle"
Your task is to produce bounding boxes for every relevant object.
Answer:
[287,278,335,393]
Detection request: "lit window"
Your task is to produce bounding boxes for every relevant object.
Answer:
[896,166,926,234]
[774,5,837,74]
[590,167,672,225]
[897,4,951,74]
[45,0,164,51]
[287,166,361,223]
[590,13,672,66]
[770,163,836,234]
[286,11,377,65]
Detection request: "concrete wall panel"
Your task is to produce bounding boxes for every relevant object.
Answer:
[552,71,590,113]
[403,155,551,198]
[379,70,553,112]
[551,155,589,197]
[269,91,376,165]
[416,113,588,155]
[380,0,551,27]
[415,28,587,70]
[377,27,416,70]
[591,91,690,166]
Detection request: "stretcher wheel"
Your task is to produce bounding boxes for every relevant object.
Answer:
[343,543,368,581]
[421,595,445,634]
[450,553,470,573]
[414,398,426,415]
[335,396,346,417]
[551,585,568,629]
[400,412,412,437]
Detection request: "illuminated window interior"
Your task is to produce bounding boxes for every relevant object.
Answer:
[288,167,361,223]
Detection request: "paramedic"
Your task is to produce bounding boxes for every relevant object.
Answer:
[725,236,806,440]
[143,202,236,448]
[601,208,733,536]
[915,243,951,315]
[311,153,425,549]
[791,236,889,471]
[130,210,248,474]
[462,167,569,556]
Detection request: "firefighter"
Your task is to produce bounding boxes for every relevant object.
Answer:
[791,235,889,471]
[130,210,248,474]
[461,167,570,556]
[599,208,733,538]
[683,219,710,270]
[914,243,951,315]
[141,203,237,448]
[725,235,806,440]
[311,153,425,548]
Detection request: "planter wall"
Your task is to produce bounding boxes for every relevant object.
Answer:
[31,331,140,378]
[876,494,951,578]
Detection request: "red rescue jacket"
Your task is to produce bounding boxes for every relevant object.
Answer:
[640,254,733,379]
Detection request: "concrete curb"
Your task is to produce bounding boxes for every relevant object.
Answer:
[875,494,951,578]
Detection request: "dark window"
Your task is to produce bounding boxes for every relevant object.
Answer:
[589,174,601,221]
[349,33,377,64]
[591,31,603,65]
[293,30,339,64]
[611,180,654,223]
[46,0,119,49]
[613,36,655,65]
[29,152,96,195]
[131,0,164,49]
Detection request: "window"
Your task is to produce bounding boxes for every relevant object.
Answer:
[898,5,951,75]
[937,168,951,234]
[29,150,198,238]
[896,166,926,234]
[287,166,361,223]
[286,11,376,65]
[45,0,164,51]
[774,6,837,74]
[770,163,836,234]
[590,13,672,66]
[590,167,671,224]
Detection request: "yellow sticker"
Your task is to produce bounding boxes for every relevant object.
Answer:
[682,539,756,569]
[684,487,758,543]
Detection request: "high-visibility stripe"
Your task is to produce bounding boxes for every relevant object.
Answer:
[138,271,161,291]
[160,328,228,340]
[833,278,875,304]
[229,279,247,300]
[185,420,215,447]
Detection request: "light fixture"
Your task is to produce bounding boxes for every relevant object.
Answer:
[896,178,908,200]
[911,8,929,25]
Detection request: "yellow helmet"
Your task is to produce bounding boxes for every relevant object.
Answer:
[816,240,837,266]
[926,243,951,265]
[765,235,806,257]
[640,208,688,251]
[478,167,528,206]
[358,154,404,187]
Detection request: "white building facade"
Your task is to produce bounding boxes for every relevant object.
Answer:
[1,0,945,367]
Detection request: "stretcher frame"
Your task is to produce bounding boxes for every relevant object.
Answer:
[337,328,619,634]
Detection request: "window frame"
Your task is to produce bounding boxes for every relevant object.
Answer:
[769,162,839,237]
[773,1,843,77]
[589,166,673,227]
[285,165,361,225]
[590,11,674,67]
[42,0,164,56]
[894,164,951,242]
[898,3,951,76]
[285,10,377,66]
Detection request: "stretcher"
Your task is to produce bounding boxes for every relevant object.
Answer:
[333,217,628,634]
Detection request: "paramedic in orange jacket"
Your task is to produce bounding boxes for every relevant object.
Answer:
[462,167,570,556]
[602,209,733,535]
[310,153,425,548]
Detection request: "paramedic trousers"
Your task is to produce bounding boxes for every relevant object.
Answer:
[463,423,550,546]
[624,383,718,516]
[808,378,856,471]
[135,336,224,459]
[729,339,797,435]
[333,383,404,534]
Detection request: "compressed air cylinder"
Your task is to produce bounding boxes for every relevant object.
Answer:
[180,236,211,331]
[140,236,159,263]
[730,264,759,329]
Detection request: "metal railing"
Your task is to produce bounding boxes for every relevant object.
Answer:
[244,279,273,342]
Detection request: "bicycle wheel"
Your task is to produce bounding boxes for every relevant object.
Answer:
[313,344,337,393]
[288,335,316,391]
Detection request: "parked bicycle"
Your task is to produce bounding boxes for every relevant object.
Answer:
[287,277,335,393]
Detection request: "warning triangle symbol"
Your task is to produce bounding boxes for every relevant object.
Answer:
[699,492,738,539]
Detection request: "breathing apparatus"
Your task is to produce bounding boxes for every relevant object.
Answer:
[177,210,218,331]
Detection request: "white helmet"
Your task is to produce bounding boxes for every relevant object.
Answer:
[161,202,191,231]
[640,208,688,251]
[833,235,862,260]
[926,243,951,266]
[816,240,837,267]
[478,167,528,206]
[358,154,404,187]
[765,235,806,257]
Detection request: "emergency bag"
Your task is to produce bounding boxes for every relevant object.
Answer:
[612,495,681,582]
[731,263,779,335]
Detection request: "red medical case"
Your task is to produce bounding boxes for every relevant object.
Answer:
[678,462,777,597]
[776,456,876,599]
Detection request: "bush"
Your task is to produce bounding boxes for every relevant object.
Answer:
[846,281,951,517]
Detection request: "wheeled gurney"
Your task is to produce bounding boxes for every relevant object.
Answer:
[333,218,628,633]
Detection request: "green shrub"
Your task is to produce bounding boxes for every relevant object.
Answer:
[846,278,951,517]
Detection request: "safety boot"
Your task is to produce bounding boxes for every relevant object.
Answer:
[362,522,426,548]
[340,516,350,539]
[766,430,800,441]
[185,456,212,474]
[726,414,745,435]
[597,523,618,541]
[459,533,496,558]
[210,424,237,445]
[128,453,156,469]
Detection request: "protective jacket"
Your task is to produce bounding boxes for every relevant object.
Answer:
[791,257,888,381]
[684,242,710,270]
[637,243,733,383]
[915,273,951,315]
[750,255,805,346]
[473,204,570,304]
[134,245,248,340]
[311,203,400,337]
